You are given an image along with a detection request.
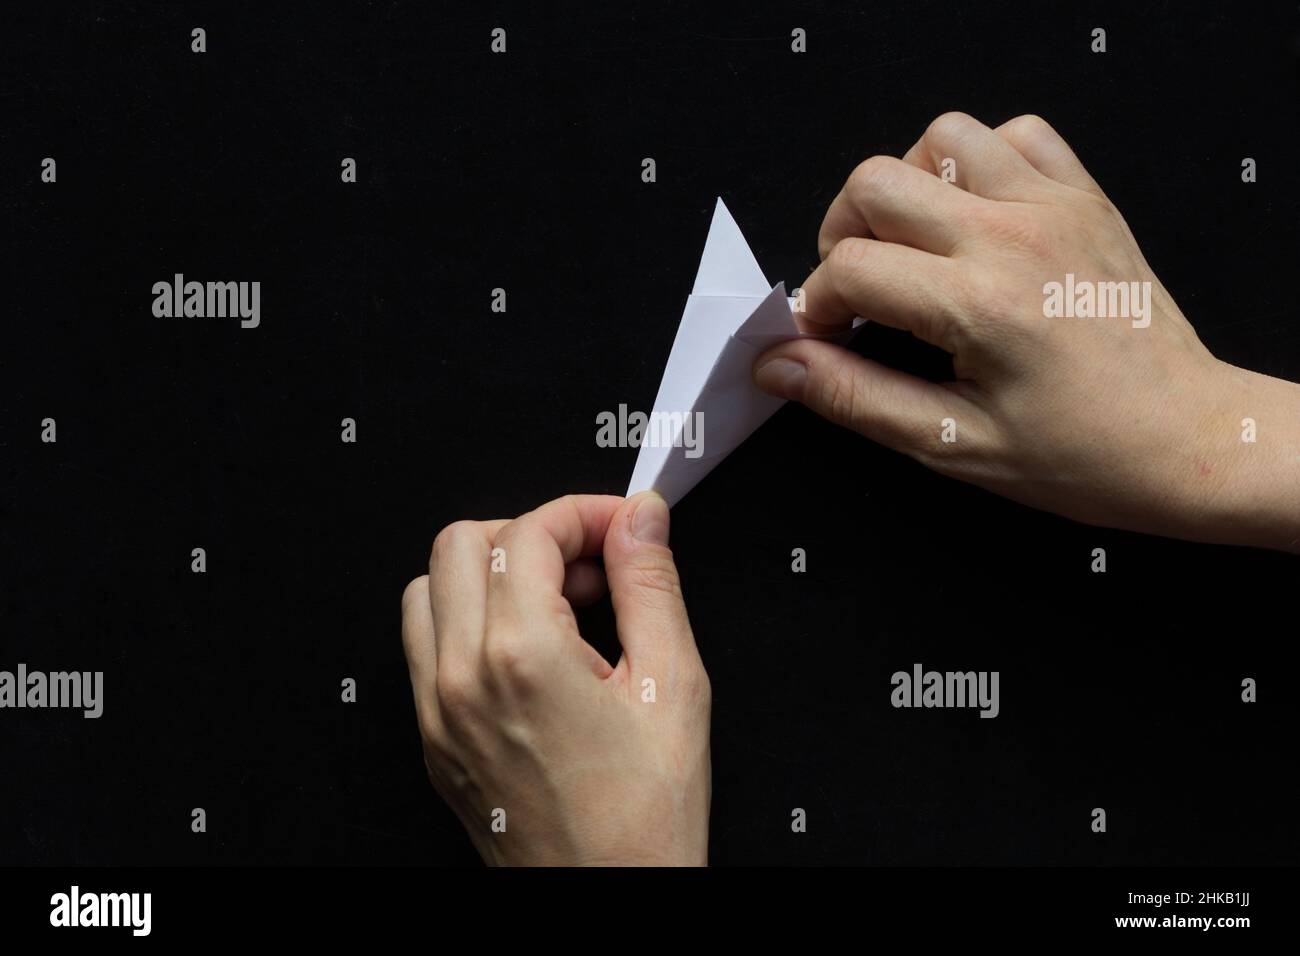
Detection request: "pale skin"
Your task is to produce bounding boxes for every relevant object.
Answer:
[402,113,1300,866]
[755,112,1300,553]
[401,492,710,866]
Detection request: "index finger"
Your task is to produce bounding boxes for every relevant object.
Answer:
[487,494,623,608]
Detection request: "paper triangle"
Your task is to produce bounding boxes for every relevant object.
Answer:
[692,199,769,296]
[628,199,842,507]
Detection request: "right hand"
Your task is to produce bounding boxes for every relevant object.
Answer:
[754,112,1300,552]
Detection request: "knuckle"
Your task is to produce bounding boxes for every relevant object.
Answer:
[495,511,538,550]
[430,520,481,567]
[817,362,866,427]
[846,154,899,197]
[416,708,444,747]
[948,265,1003,331]
[626,552,684,604]
[817,234,837,261]
[401,575,428,613]
[825,235,871,276]
[555,494,586,519]
[816,230,836,260]
[927,110,975,143]
[435,665,480,721]
[1005,113,1054,142]
[483,636,542,690]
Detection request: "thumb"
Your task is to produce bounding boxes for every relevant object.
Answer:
[753,337,975,458]
[603,491,697,677]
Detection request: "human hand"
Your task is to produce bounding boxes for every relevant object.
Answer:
[755,112,1300,551]
[400,491,711,866]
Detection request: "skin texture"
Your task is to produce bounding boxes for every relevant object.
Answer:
[400,492,711,866]
[755,112,1300,553]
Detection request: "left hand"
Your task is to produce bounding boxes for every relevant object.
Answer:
[400,492,712,866]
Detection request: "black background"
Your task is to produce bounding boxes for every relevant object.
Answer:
[2,1,1298,868]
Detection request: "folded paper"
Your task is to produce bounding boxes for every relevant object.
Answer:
[627,198,860,507]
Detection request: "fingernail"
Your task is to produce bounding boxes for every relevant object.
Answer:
[630,492,670,546]
[754,357,807,398]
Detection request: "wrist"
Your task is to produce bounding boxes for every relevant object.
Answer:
[1182,360,1300,552]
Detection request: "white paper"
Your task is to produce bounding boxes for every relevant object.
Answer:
[627,198,859,507]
